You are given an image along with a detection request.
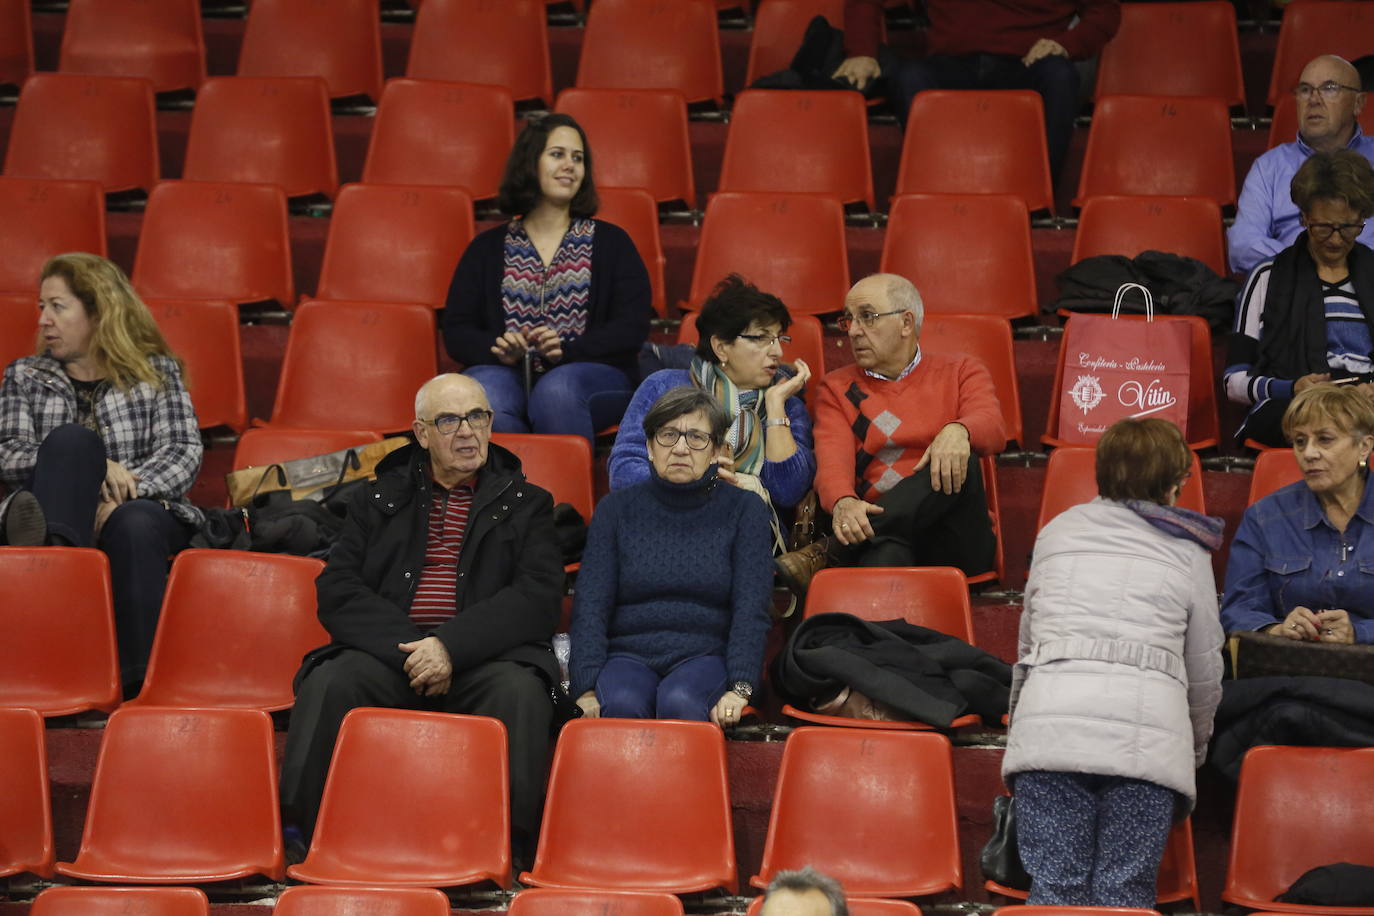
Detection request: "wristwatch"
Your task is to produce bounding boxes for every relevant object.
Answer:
[732,681,754,701]
[765,417,791,428]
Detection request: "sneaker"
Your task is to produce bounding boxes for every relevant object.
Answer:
[774,537,830,598]
[1,490,46,547]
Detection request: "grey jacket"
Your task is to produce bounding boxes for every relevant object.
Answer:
[1003,498,1224,810]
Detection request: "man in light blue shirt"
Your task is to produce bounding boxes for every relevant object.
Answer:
[1229,55,1374,274]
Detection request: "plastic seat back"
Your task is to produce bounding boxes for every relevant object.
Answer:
[1038,447,1205,532]
[127,550,326,711]
[745,0,847,86]
[0,293,39,369]
[597,187,667,315]
[748,900,921,916]
[881,193,1036,320]
[317,183,475,309]
[133,180,294,307]
[0,547,119,716]
[0,707,52,878]
[1076,95,1235,207]
[803,566,974,641]
[55,707,284,883]
[510,889,685,915]
[59,0,205,94]
[0,177,107,295]
[289,708,510,888]
[238,0,382,102]
[408,0,552,106]
[1094,2,1243,106]
[752,728,961,897]
[0,0,33,87]
[491,433,595,520]
[721,90,874,209]
[522,719,738,894]
[1248,448,1303,505]
[270,300,438,434]
[919,314,1022,449]
[31,887,208,916]
[555,89,696,209]
[363,79,515,200]
[274,886,452,916]
[4,74,159,194]
[1072,196,1226,276]
[689,192,850,316]
[232,427,384,471]
[184,77,338,199]
[1224,745,1374,911]
[1268,1,1374,107]
[898,91,1054,214]
[576,0,722,105]
[144,299,246,431]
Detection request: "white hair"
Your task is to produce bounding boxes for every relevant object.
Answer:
[414,373,487,420]
[869,272,923,332]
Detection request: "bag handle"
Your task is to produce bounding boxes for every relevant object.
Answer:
[318,447,364,503]
[249,463,289,501]
[1111,282,1154,321]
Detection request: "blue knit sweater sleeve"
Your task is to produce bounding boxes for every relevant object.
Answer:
[726,489,776,689]
[607,370,687,492]
[759,394,817,508]
[568,490,622,696]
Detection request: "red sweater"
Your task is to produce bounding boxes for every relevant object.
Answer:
[844,0,1121,62]
[813,352,1006,512]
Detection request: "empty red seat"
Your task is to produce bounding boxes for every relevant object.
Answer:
[31,887,208,916]
[362,79,515,201]
[1037,447,1205,532]
[1072,196,1226,277]
[492,433,595,520]
[598,187,668,315]
[183,77,338,199]
[56,706,284,883]
[920,314,1023,449]
[1248,447,1303,505]
[0,707,52,879]
[721,90,874,209]
[1268,1,1374,107]
[274,886,452,916]
[0,0,33,87]
[408,0,552,106]
[59,0,205,94]
[576,0,723,105]
[1094,2,1243,107]
[144,299,246,431]
[511,889,685,915]
[0,177,107,295]
[289,709,510,888]
[316,183,475,309]
[232,427,384,471]
[0,547,120,716]
[132,180,294,308]
[689,192,850,316]
[881,193,1037,320]
[4,74,159,195]
[745,0,847,86]
[555,89,696,209]
[238,0,382,102]
[0,293,39,369]
[1076,95,1235,208]
[1268,91,1374,147]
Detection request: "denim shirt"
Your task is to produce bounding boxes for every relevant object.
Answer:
[1221,478,1374,643]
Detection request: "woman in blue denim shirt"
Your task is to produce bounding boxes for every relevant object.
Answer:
[1222,384,1374,644]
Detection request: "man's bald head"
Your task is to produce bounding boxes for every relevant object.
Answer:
[415,373,489,420]
[1297,55,1366,152]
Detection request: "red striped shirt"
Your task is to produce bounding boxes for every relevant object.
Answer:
[409,479,476,631]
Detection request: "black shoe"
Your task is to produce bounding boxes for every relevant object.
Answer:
[1,491,46,547]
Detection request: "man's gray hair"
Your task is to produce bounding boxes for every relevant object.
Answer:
[414,373,487,420]
[872,272,923,332]
[764,866,849,916]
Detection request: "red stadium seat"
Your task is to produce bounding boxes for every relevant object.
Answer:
[232,428,384,471]
[4,74,159,195]
[362,79,515,200]
[576,0,723,105]
[510,889,685,915]
[238,0,382,103]
[183,77,338,199]
[752,728,961,897]
[881,193,1037,320]
[1072,196,1226,277]
[0,0,33,87]
[316,183,475,309]
[59,0,205,94]
[721,90,874,209]
[597,187,668,315]
[920,314,1023,449]
[897,91,1054,214]
[0,547,120,716]
[0,293,38,369]
[1075,95,1235,208]
[274,886,452,916]
[0,708,52,879]
[555,88,696,209]
[492,433,595,520]
[1267,1,1374,107]
[745,0,847,87]
[144,299,246,431]
[747,900,922,916]
[0,177,107,295]
[408,0,552,106]
[1094,2,1243,107]
[289,709,510,888]
[678,311,828,401]
[689,192,850,316]
[1037,447,1206,532]
[133,181,294,308]
[31,887,208,916]
[1268,92,1374,148]
[1248,447,1303,504]
[125,550,326,711]
[522,719,737,894]
[56,707,284,883]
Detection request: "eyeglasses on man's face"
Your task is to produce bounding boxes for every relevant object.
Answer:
[1307,220,1366,241]
[837,309,905,332]
[425,409,494,435]
[735,332,791,348]
[1294,81,1363,102]
[652,427,713,450]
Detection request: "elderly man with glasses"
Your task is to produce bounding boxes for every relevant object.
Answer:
[775,274,1005,595]
[280,372,564,865]
[1231,54,1374,274]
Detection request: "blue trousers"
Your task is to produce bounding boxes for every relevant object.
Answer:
[1014,770,1177,908]
[595,654,727,721]
[464,361,634,444]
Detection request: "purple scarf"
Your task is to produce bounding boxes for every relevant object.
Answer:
[1124,500,1225,552]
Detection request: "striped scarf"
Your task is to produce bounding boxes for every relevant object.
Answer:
[500,218,594,368]
[690,356,766,475]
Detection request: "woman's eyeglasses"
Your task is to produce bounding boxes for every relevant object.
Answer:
[1307,221,1366,242]
[736,332,792,347]
[653,428,712,450]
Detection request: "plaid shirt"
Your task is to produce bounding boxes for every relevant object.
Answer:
[0,355,204,526]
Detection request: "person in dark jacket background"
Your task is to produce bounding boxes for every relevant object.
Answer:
[279,373,564,862]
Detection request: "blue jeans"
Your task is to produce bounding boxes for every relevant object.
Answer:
[464,362,634,444]
[595,654,728,721]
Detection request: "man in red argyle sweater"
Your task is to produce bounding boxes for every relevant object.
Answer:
[776,274,1005,594]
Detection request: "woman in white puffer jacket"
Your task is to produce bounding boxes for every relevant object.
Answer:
[1004,417,1224,907]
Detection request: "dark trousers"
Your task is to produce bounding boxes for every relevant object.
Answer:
[596,654,727,721]
[887,52,1080,184]
[1014,770,1177,907]
[280,648,554,848]
[30,424,190,688]
[839,455,995,575]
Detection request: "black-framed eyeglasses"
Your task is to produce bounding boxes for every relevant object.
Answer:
[1307,220,1366,241]
[425,409,494,435]
[837,309,905,332]
[735,332,791,348]
[652,427,713,450]
[1294,82,1364,101]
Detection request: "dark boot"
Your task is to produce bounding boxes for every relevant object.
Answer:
[774,536,831,597]
[0,490,47,546]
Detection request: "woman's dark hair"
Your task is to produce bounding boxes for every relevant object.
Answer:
[641,386,730,446]
[497,113,599,218]
[1095,417,1192,504]
[1291,149,1374,218]
[694,274,792,362]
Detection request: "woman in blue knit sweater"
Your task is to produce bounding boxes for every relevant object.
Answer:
[571,387,776,726]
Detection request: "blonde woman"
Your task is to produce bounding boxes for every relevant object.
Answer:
[0,253,202,695]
